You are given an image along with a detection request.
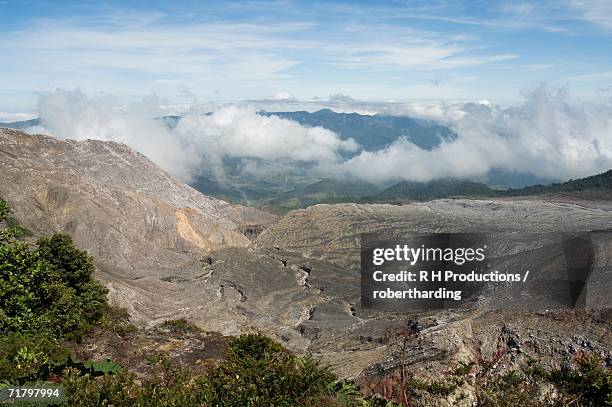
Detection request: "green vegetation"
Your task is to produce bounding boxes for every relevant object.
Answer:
[0,333,71,383]
[366,169,612,203]
[61,334,398,406]
[330,380,399,407]
[0,201,110,339]
[160,318,202,334]
[471,352,612,406]
[398,353,611,406]
[311,169,612,205]
[501,169,612,197]
[0,330,395,406]
[99,305,137,337]
[193,171,382,213]
[376,179,496,202]
[200,334,335,406]
[194,165,612,209]
[0,197,120,387]
[0,334,122,385]
[402,373,462,401]
[545,352,612,407]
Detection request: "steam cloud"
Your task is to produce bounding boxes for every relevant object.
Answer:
[30,87,612,186]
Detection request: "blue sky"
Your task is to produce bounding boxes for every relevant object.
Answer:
[1,0,612,113]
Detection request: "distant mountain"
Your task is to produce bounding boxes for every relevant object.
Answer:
[0,118,41,129]
[296,178,379,198]
[8,113,600,208]
[159,115,181,128]
[163,109,457,151]
[265,109,457,151]
[501,169,612,197]
[377,179,495,201]
[480,168,554,189]
[371,170,612,202]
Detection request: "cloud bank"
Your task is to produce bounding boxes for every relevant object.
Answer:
[330,87,612,183]
[30,87,612,187]
[34,90,201,181]
[33,89,358,182]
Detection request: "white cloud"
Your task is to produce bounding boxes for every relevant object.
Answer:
[33,89,201,181]
[0,112,36,122]
[29,86,612,187]
[0,10,522,106]
[329,42,518,71]
[272,91,292,100]
[327,86,612,183]
[174,105,358,163]
[32,89,358,182]
[567,70,612,82]
[567,0,612,30]
[0,19,310,103]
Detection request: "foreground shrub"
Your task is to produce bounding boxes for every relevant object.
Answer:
[61,333,398,407]
[0,333,71,383]
[475,352,612,406]
[0,200,110,339]
[200,333,336,406]
[63,334,335,406]
[160,318,202,335]
[100,305,137,337]
[547,352,612,406]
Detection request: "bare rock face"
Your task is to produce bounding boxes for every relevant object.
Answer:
[253,200,612,379]
[0,129,276,324]
[255,200,612,270]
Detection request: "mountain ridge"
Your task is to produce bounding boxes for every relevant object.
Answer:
[358,170,612,203]
[264,108,457,151]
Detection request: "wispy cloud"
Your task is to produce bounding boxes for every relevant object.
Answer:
[2,20,310,79]
[1,0,611,107]
[567,0,612,31]
[0,6,521,105]
[1,16,511,73]
[567,70,612,81]
[326,38,518,71]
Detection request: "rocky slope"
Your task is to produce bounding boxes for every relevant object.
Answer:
[251,200,611,379]
[0,129,275,324]
[256,199,612,270]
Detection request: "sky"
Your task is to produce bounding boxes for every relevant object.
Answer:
[1,0,612,116]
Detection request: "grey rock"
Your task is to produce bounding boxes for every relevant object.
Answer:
[0,129,276,325]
